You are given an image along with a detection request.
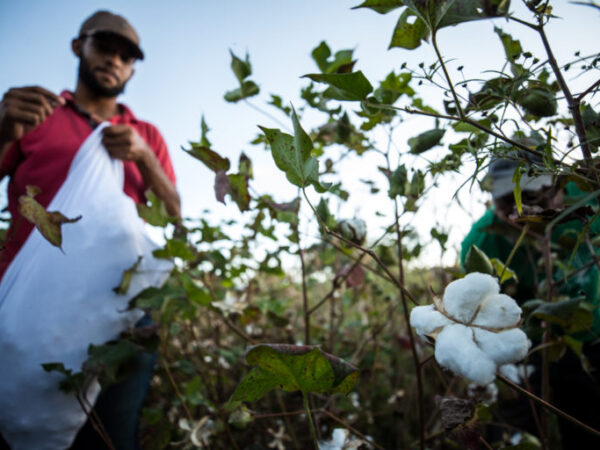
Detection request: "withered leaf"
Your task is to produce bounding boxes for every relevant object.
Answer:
[113,256,143,295]
[18,185,81,249]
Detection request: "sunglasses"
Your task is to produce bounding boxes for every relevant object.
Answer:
[82,32,138,64]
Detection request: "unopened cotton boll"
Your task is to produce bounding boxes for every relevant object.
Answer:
[435,324,497,385]
[443,272,499,322]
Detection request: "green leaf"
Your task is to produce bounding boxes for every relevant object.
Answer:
[512,163,526,215]
[228,173,251,212]
[515,88,557,117]
[42,362,86,393]
[303,72,373,101]
[224,80,260,103]
[352,0,405,14]
[183,143,231,173]
[230,51,252,84]
[231,344,359,403]
[490,258,518,283]
[408,128,445,154]
[137,190,172,227]
[260,109,328,192]
[311,41,332,72]
[18,185,81,249]
[464,244,494,275]
[388,164,408,198]
[199,115,211,148]
[389,8,429,50]
[83,339,141,388]
[531,298,593,333]
[402,0,510,31]
[113,256,143,295]
[153,239,196,261]
[494,27,522,63]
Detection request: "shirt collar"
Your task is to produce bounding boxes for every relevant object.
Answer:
[60,90,139,124]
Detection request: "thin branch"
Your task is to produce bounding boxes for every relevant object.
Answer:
[320,409,385,450]
[431,31,465,119]
[498,374,600,438]
[577,78,600,103]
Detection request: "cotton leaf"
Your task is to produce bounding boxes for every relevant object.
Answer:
[302,72,374,101]
[18,185,81,249]
[113,256,143,295]
[231,344,359,403]
[183,143,231,173]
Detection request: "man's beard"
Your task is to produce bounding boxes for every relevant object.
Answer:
[78,56,127,98]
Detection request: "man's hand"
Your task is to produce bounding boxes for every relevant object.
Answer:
[102,124,181,219]
[0,86,65,145]
[101,125,151,163]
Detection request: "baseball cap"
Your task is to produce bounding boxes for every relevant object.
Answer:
[78,10,144,60]
[488,153,554,199]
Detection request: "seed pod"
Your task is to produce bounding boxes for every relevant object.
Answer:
[516,88,557,117]
[338,219,367,245]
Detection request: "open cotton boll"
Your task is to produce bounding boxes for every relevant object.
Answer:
[472,293,522,328]
[435,324,497,385]
[473,328,530,366]
[443,273,499,322]
[409,304,452,336]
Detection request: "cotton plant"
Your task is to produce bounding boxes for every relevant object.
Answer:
[410,272,531,385]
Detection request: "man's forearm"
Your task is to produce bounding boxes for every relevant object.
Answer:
[137,149,181,219]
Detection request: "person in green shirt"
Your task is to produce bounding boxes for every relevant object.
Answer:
[460,155,600,446]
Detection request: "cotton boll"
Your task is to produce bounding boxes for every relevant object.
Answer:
[498,364,521,384]
[435,324,497,385]
[472,293,522,328]
[473,328,530,366]
[443,273,499,322]
[410,305,452,337]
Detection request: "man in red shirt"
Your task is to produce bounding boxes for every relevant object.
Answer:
[0,10,180,449]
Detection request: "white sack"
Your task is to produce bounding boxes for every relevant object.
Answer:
[0,123,173,450]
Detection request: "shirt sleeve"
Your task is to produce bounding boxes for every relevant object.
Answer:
[147,124,176,186]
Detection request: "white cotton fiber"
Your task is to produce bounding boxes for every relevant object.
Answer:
[435,324,496,385]
[409,305,452,337]
[472,293,522,328]
[443,273,499,322]
[473,328,530,366]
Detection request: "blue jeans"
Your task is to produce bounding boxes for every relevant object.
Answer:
[69,316,157,450]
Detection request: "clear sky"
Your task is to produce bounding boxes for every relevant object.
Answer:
[1,1,598,265]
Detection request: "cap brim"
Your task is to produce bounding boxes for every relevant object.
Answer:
[492,173,554,198]
[82,30,144,60]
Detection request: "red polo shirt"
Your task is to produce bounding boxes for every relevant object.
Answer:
[0,91,176,280]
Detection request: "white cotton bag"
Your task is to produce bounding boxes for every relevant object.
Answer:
[0,123,173,450]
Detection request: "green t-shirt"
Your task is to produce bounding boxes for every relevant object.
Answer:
[460,184,600,340]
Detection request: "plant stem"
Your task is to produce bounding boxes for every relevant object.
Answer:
[299,245,311,345]
[498,374,600,438]
[303,392,319,449]
[536,18,594,167]
[320,409,386,450]
[431,31,465,120]
[500,223,529,281]
[393,199,425,450]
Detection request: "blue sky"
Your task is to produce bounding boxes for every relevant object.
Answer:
[1,1,598,264]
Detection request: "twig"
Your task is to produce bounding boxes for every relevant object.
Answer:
[498,374,600,438]
[75,393,115,450]
[299,246,311,345]
[431,30,465,120]
[320,409,385,450]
